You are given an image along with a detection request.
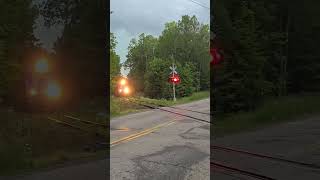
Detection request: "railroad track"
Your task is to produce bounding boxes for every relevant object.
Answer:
[212,145,320,169]
[127,98,320,178]
[211,161,276,180]
[48,114,108,138]
[212,145,320,179]
[126,98,212,124]
[130,97,212,116]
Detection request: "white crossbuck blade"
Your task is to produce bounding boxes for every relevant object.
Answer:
[169,65,176,70]
[169,70,178,75]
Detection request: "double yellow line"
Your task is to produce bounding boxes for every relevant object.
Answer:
[110,120,176,147]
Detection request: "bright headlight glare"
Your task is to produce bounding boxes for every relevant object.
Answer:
[46,82,61,98]
[123,87,130,94]
[119,79,127,85]
[30,88,37,96]
[35,59,49,73]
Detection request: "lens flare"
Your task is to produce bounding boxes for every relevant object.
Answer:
[30,88,37,96]
[119,78,127,85]
[46,82,61,99]
[123,86,130,94]
[35,59,49,73]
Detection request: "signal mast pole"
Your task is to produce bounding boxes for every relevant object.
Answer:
[170,55,176,101]
[172,63,176,102]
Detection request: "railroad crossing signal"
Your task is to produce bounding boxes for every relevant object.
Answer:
[210,47,223,65]
[169,63,180,101]
[168,74,180,84]
[169,64,177,74]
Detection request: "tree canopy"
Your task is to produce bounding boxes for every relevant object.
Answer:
[0,0,38,104]
[212,0,320,113]
[124,15,210,99]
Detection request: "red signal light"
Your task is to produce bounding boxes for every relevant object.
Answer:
[169,74,180,84]
[210,48,223,65]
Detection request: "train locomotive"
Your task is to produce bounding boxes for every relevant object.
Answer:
[114,77,133,97]
[25,57,62,111]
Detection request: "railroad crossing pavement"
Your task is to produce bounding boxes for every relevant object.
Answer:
[110,98,210,180]
[212,116,320,179]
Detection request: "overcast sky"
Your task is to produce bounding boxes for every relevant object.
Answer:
[34,17,64,52]
[110,0,210,76]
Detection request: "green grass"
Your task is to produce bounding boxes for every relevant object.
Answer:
[111,91,209,118]
[214,95,320,137]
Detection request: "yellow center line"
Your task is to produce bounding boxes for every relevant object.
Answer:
[110,120,176,147]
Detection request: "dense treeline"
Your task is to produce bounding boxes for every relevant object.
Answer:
[0,0,107,107]
[212,0,320,114]
[124,15,210,99]
[0,0,38,105]
[110,32,121,92]
[41,0,107,102]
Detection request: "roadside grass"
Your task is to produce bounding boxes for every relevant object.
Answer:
[214,95,320,137]
[111,91,209,118]
[110,96,145,118]
[65,96,107,123]
[138,91,210,106]
[0,97,107,176]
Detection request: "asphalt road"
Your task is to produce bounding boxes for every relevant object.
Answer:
[110,98,210,180]
[4,98,210,180]
[212,116,320,179]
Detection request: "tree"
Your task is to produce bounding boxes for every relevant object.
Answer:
[0,0,38,104]
[110,33,121,91]
[124,34,158,92]
[158,15,210,90]
[144,58,198,99]
[124,15,209,98]
[41,0,107,100]
[144,57,171,99]
[213,1,273,113]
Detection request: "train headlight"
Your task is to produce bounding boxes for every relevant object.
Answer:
[30,88,37,96]
[46,82,61,99]
[123,86,130,94]
[119,79,127,86]
[35,59,49,73]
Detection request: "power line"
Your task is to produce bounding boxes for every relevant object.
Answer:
[186,0,210,9]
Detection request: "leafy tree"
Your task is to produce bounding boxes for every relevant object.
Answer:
[0,0,38,104]
[125,15,210,98]
[213,1,272,113]
[175,62,199,97]
[158,15,210,90]
[41,0,107,100]
[212,0,320,114]
[110,33,121,91]
[124,34,158,92]
[144,58,198,99]
[144,57,171,99]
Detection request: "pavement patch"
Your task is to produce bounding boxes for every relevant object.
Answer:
[180,127,209,140]
[132,145,208,180]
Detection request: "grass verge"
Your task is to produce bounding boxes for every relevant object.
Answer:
[111,91,209,118]
[214,94,320,137]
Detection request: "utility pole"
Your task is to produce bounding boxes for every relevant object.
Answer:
[170,54,176,101]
